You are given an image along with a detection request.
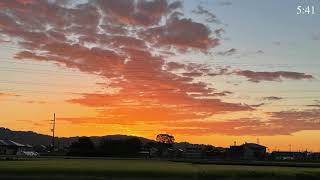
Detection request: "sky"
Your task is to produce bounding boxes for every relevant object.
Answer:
[0,0,320,152]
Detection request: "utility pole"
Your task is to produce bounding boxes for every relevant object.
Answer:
[51,113,56,150]
[289,144,292,152]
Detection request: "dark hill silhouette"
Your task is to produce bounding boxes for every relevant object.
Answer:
[0,127,154,147]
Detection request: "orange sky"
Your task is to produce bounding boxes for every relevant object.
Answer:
[1,0,320,151]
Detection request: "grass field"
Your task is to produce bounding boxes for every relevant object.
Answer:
[0,159,320,180]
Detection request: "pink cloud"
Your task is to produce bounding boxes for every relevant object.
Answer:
[234,70,314,83]
[97,0,181,26]
[0,0,317,137]
[162,108,320,136]
[0,0,251,125]
[140,17,219,51]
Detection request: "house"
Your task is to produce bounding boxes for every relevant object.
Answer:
[0,140,32,155]
[228,143,267,160]
[33,145,47,153]
[206,147,227,159]
[184,144,205,159]
[309,152,320,160]
[270,151,308,160]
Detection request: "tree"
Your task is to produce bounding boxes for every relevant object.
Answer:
[73,137,95,149]
[125,137,142,154]
[99,138,142,156]
[68,137,95,156]
[156,134,175,158]
[156,134,175,145]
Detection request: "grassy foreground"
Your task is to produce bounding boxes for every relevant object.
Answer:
[0,159,320,180]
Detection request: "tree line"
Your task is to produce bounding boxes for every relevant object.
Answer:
[67,134,175,157]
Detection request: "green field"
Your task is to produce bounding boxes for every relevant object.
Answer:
[0,159,320,180]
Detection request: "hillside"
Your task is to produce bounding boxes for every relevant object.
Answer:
[0,127,153,147]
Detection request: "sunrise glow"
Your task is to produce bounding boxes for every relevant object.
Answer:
[1,0,320,152]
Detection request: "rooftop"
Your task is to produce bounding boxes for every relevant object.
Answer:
[242,143,267,148]
[0,140,26,147]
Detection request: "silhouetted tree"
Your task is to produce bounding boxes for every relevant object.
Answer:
[68,137,95,156]
[99,138,142,156]
[156,134,175,145]
[156,134,175,157]
[126,137,142,154]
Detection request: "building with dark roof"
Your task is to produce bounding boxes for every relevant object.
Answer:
[184,145,205,159]
[0,140,31,155]
[228,143,267,160]
[270,151,309,160]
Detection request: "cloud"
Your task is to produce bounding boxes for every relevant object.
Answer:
[263,96,283,101]
[165,61,186,71]
[267,109,320,135]
[1,0,317,137]
[211,91,232,96]
[256,50,264,54]
[207,66,232,76]
[67,89,251,123]
[16,119,45,127]
[181,72,203,77]
[0,0,37,12]
[162,108,320,136]
[0,0,251,126]
[250,103,265,108]
[214,28,225,38]
[96,0,181,26]
[58,116,135,125]
[192,5,220,23]
[201,67,313,84]
[25,100,48,104]
[0,92,20,98]
[140,17,219,51]
[306,100,320,108]
[217,48,237,56]
[234,70,314,83]
[159,118,266,136]
[61,100,319,137]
